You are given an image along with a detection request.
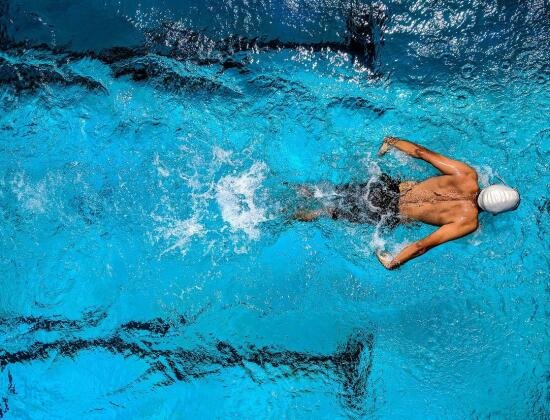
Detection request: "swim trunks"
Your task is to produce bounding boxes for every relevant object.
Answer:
[331,173,401,228]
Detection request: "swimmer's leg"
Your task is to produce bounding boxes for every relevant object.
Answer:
[293,209,323,222]
[293,207,335,222]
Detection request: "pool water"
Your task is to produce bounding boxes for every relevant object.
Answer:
[0,1,549,418]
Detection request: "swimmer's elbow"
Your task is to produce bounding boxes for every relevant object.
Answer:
[415,147,429,159]
[459,219,479,236]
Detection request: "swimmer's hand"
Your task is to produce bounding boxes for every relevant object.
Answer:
[376,249,395,269]
[378,137,398,156]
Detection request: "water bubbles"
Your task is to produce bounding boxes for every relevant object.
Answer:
[460,62,475,80]
[0,2,548,417]
[215,162,269,240]
[10,170,50,214]
[152,152,170,178]
[450,85,474,108]
[152,214,205,257]
[500,58,512,71]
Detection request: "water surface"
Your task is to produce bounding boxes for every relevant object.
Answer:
[0,1,549,418]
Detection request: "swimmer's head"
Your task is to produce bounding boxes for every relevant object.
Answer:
[477,184,520,214]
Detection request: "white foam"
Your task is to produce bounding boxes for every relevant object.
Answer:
[212,146,234,165]
[356,156,390,254]
[386,149,426,172]
[312,183,338,200]
[152,214,205,257]
[215,162,269,240]
[368,224,387,251]
[392,149,415,165]
[359,152,382,177]
[473,165,497,188]
[153,153,170,178]
[11,171,48,214]
[467,225,483,246]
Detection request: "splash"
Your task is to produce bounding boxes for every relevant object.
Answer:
[215,162,269,240]
[153,153,170,178]
[477,165,520,190]
[10,171,49,214]
[212,146,234,165]
[368,222,387,251]
[474,164,498,188]
[152,214,205,257]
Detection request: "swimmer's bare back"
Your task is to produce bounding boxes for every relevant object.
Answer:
[376,137,479,269]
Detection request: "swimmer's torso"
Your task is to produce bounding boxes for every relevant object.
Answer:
[399,175,479,226]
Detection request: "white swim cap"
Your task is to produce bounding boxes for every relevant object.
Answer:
[477,184,520,214]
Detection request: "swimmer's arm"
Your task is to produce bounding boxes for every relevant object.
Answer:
[379,137,476,176]
[377,221,477,269]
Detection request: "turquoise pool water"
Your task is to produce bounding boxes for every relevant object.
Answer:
[0,1,549,418]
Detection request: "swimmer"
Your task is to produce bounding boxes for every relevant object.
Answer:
[293,136,520,269]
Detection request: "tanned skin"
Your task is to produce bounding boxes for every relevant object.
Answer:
[375,137,479,269]
[294,137,480,269]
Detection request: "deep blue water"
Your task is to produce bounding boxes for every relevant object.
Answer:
[0,1,549,418]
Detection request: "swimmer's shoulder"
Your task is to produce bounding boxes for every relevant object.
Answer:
[455,202,479,230]
[454,170,479,193]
